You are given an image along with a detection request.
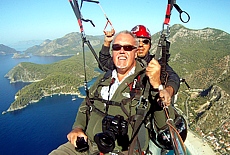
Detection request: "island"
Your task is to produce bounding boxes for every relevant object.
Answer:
[3,53,100,114]
[12,53,31,59]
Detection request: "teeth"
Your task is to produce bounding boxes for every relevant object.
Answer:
[118,56,127,60]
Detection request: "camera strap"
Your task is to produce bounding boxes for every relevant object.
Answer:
[83,70,113,129]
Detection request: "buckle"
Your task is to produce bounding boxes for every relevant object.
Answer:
[109,150,120,155]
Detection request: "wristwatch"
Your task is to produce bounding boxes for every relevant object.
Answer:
[158,84,164,91]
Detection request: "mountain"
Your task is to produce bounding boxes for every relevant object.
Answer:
[151,24,230,90]
[9,40,44,51]
[0,44,18,55]
[152,24,229,154]
[24,32,104,56]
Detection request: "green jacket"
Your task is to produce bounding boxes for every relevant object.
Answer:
[73,61,157,152]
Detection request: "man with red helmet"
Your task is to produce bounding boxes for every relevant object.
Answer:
[130,25,152,58]
[98,25,180,154]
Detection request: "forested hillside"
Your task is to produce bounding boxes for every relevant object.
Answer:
[153,25,230,154]
[4,52,100,113]
[24,33,104,56]
[151,24,230,90]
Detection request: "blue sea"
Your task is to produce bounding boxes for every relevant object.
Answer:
[0,55,190,155]
[0,55,88,155]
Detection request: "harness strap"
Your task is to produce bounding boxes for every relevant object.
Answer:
[86,69,149,153]
[128,108,147,154]
[84,98,106,118]
[154,34,165,60]
[128,74,149,154]
[154,34,168,85]
[160,36,168,85]
[120,98,132,117]
[84,96,91,131]
[93,98,122,106]
[163,0,173,25]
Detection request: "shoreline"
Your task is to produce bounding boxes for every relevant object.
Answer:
[185,130,216,155]
[2,91,86,115]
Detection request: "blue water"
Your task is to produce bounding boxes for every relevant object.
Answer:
[0,55,85,155]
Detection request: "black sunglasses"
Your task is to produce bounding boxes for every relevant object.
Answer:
[139,39,150,44]
[112,44,137,51]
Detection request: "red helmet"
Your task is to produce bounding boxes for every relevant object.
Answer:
[131,25,151,39]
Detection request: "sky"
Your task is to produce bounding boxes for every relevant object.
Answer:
[0,0,230,46]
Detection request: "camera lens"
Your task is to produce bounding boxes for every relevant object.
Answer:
[94,115,129,153]
[94,131,116,153]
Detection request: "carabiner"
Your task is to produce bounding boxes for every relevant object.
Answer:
[161,23,170,38]
[137,96,148,109]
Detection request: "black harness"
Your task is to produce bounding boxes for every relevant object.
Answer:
[82,69,151,154]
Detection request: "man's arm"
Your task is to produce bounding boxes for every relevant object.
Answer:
[164,64,180,95]
[99,45,114,71]
[67,98,88,147]
[68,73,105,147]
[98,29,115,71]
[146,59,177,106]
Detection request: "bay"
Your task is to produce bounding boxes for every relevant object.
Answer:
[0,55,87,155]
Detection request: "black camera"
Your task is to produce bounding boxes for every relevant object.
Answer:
[75,137,89,152]
[94,115,129,153]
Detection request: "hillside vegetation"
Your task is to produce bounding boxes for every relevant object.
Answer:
[4,52,100,112]
[24,33,104,56]
[151,24,230,89]
[154,25,230,154]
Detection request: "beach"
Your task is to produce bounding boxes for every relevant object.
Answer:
[185,130,216,155]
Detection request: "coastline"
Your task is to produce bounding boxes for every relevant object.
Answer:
[185,130,216,155]
[2,91,86,115]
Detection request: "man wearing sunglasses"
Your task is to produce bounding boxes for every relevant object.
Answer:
[99,25,180,107]
[98,25,180,154]
[50,30,163,155]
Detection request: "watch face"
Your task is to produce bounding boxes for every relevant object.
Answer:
[158,84,164,91]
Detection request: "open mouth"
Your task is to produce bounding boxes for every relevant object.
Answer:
[118,56,127,60]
